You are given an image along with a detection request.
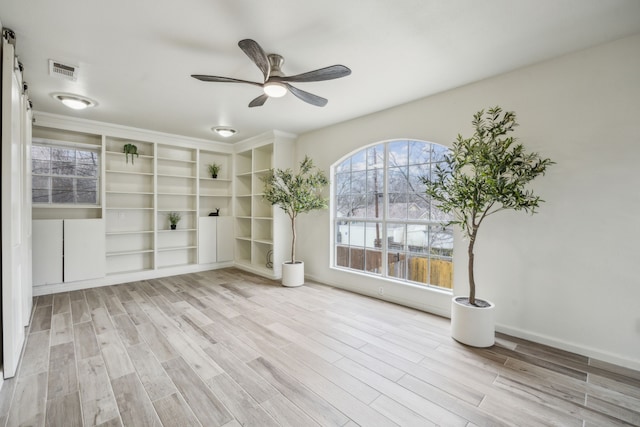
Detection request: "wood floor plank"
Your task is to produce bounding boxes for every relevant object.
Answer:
[334,356,468,426]
[6,372,48,427]
[52,292,71,315]
[207,373,280,427]
[45,391,82,427]
[152,393,201,427]
[111,313,141,346]
[31,305,53,333]
[85,289,106,311]
[98,330,135,380]
[161,356,233,427]
[71,298,91,324]
[126,343,177,401]
[111,372,162,426]
[370,394,438,427]
[260,394,322,427]
[74,321,101,360]
[47,342,78,400]
[50,312,73,346]
[19,330,51,376]
[77,355,120,426]
[121,300,151,326]
[136,322,180,362]
[203,343,278,404]
[91,307,115,335]
[248,357,350,427]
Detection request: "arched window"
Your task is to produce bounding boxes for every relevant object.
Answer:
[333,140,454,289]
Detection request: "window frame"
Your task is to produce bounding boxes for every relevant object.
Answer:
[31,138,101,207]
[331,139,453,290]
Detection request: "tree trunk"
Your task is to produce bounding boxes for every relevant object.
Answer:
[290,215,296,263]
[468,232,477,306]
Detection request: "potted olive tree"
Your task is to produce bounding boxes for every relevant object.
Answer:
[424,106,553,347]
[261,155,328,287]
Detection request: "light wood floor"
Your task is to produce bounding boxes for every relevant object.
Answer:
[0,269,638,426]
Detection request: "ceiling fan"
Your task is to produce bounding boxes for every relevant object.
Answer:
[191,39,351,107]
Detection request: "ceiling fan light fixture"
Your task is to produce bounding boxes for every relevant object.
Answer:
[263,82,287,98]
[52,93,96,110]
[213,127,236,138]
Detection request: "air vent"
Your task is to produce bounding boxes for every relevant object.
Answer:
[48,60,78,81]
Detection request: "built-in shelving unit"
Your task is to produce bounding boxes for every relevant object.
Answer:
[232,131,295,279]
[104,137,156,275]
[30,114,293,292]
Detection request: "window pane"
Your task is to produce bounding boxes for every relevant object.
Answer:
[349,247,365,271]
[407,224,429,253]
[408,141,431,165]
[387,193,407,219]
[336,157,350,173]
[388,167,408,193]
[349,222,365,247]
[365,222,383,249]
[51,177,74,203]
[76,178,98,203]
[32,175,50,203]
[32,159,50,174]
[388,251,406,279]
[31,146,51,161]
[365,194,383,218]
[408,194,429,220]
[351,150,366,171]
[336,244,349,267]
[430,226,453,259]
[366,144,384,169]
[365,249,382,274]
[76,163,97,177]
[388,140,408,168]
[351,170,366,194]
[335,173,350,196]
[387,223,405,251]
[408,164,429,194]
[336,195,352,218]
[366,169,383,194]
[407,254,429,284]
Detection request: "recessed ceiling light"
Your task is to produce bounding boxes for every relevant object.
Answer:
[52,93,96,110]
[213,127,236,138]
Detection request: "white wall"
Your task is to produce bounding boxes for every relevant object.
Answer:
[295,34,640,370]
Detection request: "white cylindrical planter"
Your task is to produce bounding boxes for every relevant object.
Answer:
[451,296,496,347]
[281,261,304,287]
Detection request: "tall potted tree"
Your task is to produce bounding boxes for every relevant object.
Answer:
[262,155,328,287]
[424,106,554,347]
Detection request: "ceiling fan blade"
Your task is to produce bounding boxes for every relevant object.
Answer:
[249,94,269,108]
[191,75,262,87]
[285,84,328,107]
[280,65,351,83]
[238,39,270,81]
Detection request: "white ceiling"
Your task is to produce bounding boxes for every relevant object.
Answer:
[2,0,640,143]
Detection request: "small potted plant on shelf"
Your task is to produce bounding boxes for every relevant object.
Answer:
[167,211,182,230]
[423,106,554,347]
[261,155,329,287]
[123,143,139,164]
[207,163,221,179]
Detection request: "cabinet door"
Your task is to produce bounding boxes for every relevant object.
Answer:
[216,217,234,262]
[32,220,63,286]
[198,216,217,264]
[64,219,105,282]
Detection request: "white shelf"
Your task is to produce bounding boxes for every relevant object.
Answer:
[254,239,273,245]
[157,228,196,233]
[157,156,196,163]
[158,192,197,196]
[157,245,197,252]
[106,170,153,176]
[106,230,154,236]
[106,190,154,195]
[106,249,154,257]
[157,173,196,179]
[106,207,154,210]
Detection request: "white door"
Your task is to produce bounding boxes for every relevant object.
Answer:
[2,36,26,378]
[63,219,105,282]
[21,93,33,326]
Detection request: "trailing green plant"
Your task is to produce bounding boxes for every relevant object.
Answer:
[167,211,182,226]
[123,143,138,164]
[261,155,329,263]
[207,163,221,177]
[423,106,554,306]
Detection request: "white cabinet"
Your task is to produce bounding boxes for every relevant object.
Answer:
[64,219,105,282]
[32,219,105,285]
[32,220,63,286]
[198,216,233,264]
